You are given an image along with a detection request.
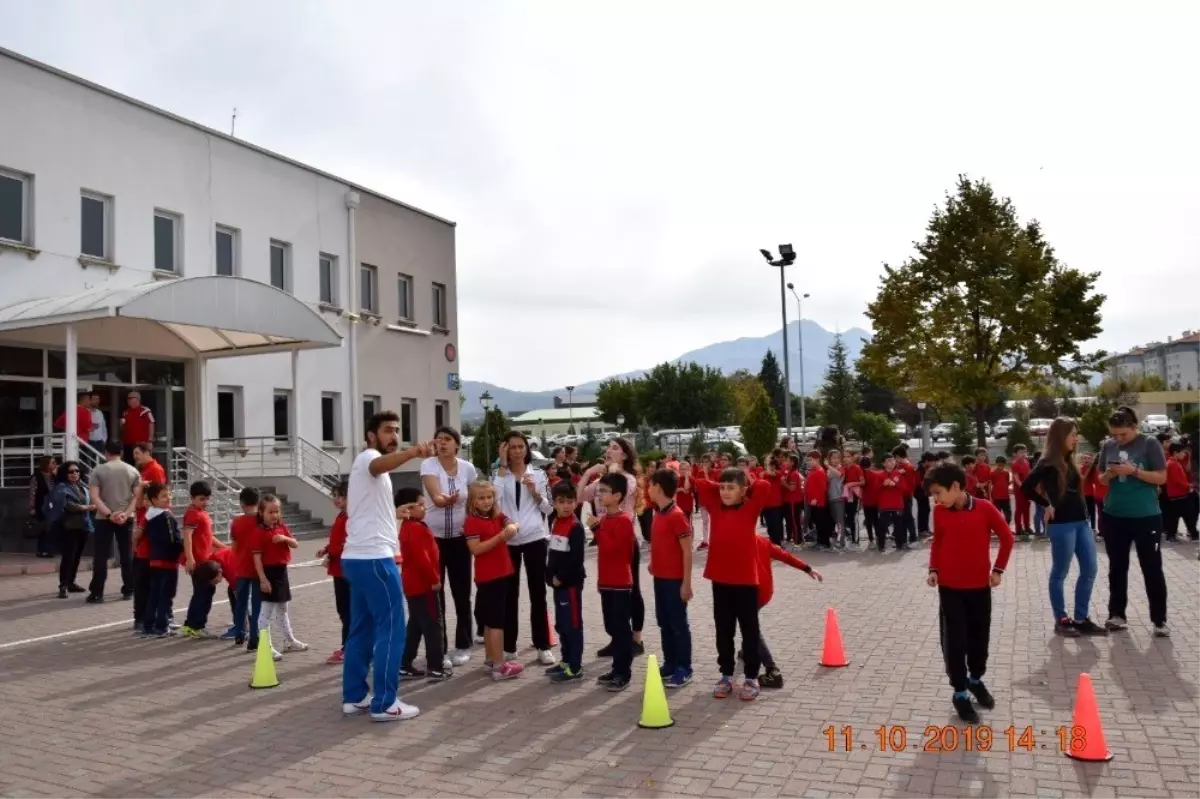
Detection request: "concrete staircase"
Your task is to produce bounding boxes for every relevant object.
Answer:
[254,485,329,541]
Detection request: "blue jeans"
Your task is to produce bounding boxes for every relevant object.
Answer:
[653,577,692,675]
[1048,520,1097,621]
[234,577,263,644]
[143,568,178,634]
[1034,505,1046,535]
[341,558,407,713]
[553,585,584,672]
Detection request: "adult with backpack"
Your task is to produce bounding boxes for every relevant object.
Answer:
[48,460,95,598]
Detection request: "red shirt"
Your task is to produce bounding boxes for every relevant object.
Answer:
[1084,468,1108,501]
[465,514,515,584]
[878,469,905,511]
[762,470,784,507]
[674,475,694,516]
[929,497,1014,589]
[324,511,348,578]
[966,471,978,496]
[804,466,827,507]
[595,512,637,590]
[706,466,723,482]
[212,546,237,584]
[400,519,440,596]
[122,406,154,445]
[139,459,166,486]
[781,467,805,502]
[183,507,214,563]
[989,469,1012,500]
[1166,459,1191,499]
[134,507,149,559]
[861,469,883,508]
[230,515,261,578]
[649,503,692,580]
[1011,456,1031,495]
[260,524,294,567]
[54,406,93,439]
[756,536,810,608]
[842,463,864,497]
[696,478,770,585]
[897,461,917,497]
[972,463,993,496]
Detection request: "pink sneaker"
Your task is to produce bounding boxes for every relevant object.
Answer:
[491,660,524,681]
[326,648,344,665]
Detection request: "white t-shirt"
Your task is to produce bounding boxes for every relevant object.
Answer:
[344,448,399,560]
[419,457,477,539]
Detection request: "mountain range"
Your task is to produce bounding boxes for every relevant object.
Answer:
[461,320,872,420]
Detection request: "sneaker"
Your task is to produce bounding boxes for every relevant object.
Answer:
[427,669,452,681]
[371,700,420,722]
[538,649,558,666]
[492,661,523,681]
[967,680,995,709]
[155,629,176,639]
[740,679,761,701]
[246,641,259,653]
[596,671,615,685]
[57,586,68,599]
[342,695,372,716]
[326,648,345,665]
[399,666,426,681]
[450,649,471,667]
[665,670,693,689]
[85,594,104,604]
[168,622,181,632]
[1055,617,1080,637]
[632,641,645,657]
[606,675,631,692]
[502,651,517,662]
[271,649,283,662]
[713,676,734,699]
[67,583,86,593]
[285,639,309,652]
[474,633,486,645]
[1104,616,1128,631]
[1072,618,1109,636]
[596,644,613,658]
[193,628,219,640]
[219,627,241,641]
[1154,624,1171,638]
[545,663,566,676]
[551,667,582,683]
[443,656,454,670]
[759,669,784,689]
[180,625,200,639]
[953,694,980,724]
[234,636,246,647]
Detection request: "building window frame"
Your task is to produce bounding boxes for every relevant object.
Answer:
[397,273,414,322]
[319,253,339,306]
[400,398,416,446]
[434,399,450,431]
[80,190,113,261]
[432,282,448,329]
[321,391,343,446]
[153,209,183,274]
[216,385,244,442]
[362,394,380,426]
[360,263,379,315]
[273,389,292,442]
[215,224,240,277]
[0,167,32,246]
[269,239,292,292]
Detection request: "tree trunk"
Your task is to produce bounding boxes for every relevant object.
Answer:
[974,404,988,449]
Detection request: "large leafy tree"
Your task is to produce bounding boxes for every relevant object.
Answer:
[595,377,644,429]
[820,333,859,433]
[758,351,787,423]
[639,361,731,429]
[855,370,895,417]
[860,176,1105,447]
[470,407,510,475]
[727,369,764,424]
[741,383,780,460]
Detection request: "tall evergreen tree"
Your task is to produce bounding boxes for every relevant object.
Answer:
[758,351,787,423]
[820,334,859,433]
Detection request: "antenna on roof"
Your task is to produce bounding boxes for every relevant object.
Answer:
[230,108,237,137]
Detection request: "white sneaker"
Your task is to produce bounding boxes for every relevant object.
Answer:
[538,649,558,666]
[285,639,309,652]
[371,699,420,722]
[271,649,283,662]
[342,695,372,716]
[474,633,485,645]
[503,651,517,661]
[443,655,453,670]
[450,649,470,666]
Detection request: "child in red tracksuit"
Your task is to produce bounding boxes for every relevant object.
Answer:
[396,487,447,680]
[925,462,1014,724]
[752,535,822,688]
[1165,443,1199,540]
[694,466,771,701]
[805,450,831,549]
[316,480,349,664]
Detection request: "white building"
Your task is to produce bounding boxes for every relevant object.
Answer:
[1107,331,1200,391]
[0,47,459,535]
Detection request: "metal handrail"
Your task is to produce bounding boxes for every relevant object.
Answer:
[0,433,103,489]
[202,436,342,498]
[169,446,245,537]
[295,437,342,496]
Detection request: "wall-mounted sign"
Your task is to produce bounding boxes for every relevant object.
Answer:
[447,372,461,390]
[445,343,457,363]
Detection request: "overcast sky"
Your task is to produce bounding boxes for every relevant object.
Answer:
[3,1,1197,391]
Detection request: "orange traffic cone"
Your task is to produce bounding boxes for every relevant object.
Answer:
[1064,673,1113,761]
[546,610,557,648]
[819,607,849,667]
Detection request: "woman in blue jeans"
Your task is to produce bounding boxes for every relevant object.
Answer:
[1020,418,1107,637]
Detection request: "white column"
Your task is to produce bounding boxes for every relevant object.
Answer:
[196,357,208,443]
[345,191,361,455]
[291,347,302,473]
[64,324,78,461]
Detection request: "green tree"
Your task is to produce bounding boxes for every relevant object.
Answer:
[640,362,731,429]
[1181,410,1199,440]
[1004,420,1033,456]
[859,176,1105,448]
[792,394,824,429]
[1030,392,1058,419]
[687,432,708,460]
[852,411,900,459]
[595,377,644,430]
[950,410,975,455]
[470,407,510,475]
[758,351,787,423]
[819,333,859,432]
[1078,402,1114,451]
[855,370,895,417]
[741,384,780,460]
[727,369,764,424]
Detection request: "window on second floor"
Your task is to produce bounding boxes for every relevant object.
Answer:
[363,394,380,426]
[397,273,414,321]
[80,191,112,260]
[432,282,448,328]
[400,398,415,445]
[360,263,379,314]
[0,168,31,245]
[434,399,449,430]
[319,254,338,305]
[154,210,182,273]
[215,225,239,276]
[270,240,291,291]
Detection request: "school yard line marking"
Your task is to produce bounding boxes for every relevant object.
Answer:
[0,576,331,651]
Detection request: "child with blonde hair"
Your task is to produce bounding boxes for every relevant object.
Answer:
[463,481,521,680]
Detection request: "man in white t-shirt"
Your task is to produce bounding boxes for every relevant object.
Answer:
[340,410,430,723]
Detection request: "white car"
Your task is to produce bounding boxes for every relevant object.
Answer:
[1142,414,1173,434]
[931,423,955,441]
[993,418,1018,438]
[1028,418,1054,436]
[892,422,909,438]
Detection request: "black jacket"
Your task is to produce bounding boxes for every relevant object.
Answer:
[546,516,587,589]
[145,510,184,563]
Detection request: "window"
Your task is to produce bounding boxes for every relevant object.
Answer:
[319,254,338,305]
[321,392,342,445]
[0,168,30,244]
[80,191,112,259]
[216,386,243,441]
[215,226,238,276]
[434,399,450,430]
[154,210,181,273]
[397,273,414,321]
[269,240,291,291]
[400,398,416,445]
[432,282,448,328]
[360,263,379,314]
[273,390,291,441]
[363,394,380,425]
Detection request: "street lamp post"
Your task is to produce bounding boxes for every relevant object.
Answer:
[917,401,929,451]
[480,390,493,477]
[760,245,797,438]
[565,385,575,435]
[787,283,810,440]
[538,417,545,451]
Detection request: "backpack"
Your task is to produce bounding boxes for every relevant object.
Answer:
[42,489,65,525]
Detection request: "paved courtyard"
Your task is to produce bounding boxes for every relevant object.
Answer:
[0,530,1196,799]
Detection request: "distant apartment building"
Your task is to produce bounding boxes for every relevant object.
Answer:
[1107,331,1200,391]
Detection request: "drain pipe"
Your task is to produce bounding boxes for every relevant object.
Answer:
[345,191,361,455]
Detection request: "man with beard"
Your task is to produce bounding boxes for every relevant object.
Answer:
[341,411,430,723]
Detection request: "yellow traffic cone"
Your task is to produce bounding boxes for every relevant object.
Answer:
[249,630,280,689]
[637,653,674,729]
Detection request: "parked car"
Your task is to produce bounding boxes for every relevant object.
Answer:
[993,418,1018,438]
[1028,418,1054,436]
[893,422,909,439]
[931,423,955,442]
[1142,414,1174,434]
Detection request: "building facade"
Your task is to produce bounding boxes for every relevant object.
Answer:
[0,47,458,509]
[1108,331,1200,391]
